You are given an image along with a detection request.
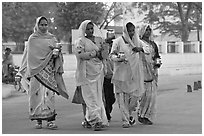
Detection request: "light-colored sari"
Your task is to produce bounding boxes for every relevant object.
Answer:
[18,16,68,121]
[74,20,108,126]
[138,24,158,120]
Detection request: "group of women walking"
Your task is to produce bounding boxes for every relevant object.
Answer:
[17,16,161,131]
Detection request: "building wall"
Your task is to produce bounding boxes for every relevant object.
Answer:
[159,53,202,75]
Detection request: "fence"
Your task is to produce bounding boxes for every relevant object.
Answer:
[156,41,202,54]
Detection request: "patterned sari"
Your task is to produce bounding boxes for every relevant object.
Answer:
[18,16,68,121]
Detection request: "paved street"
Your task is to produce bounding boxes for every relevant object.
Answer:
[2,72,202,134]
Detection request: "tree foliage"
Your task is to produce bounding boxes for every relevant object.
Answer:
[54,2,106,42]
[2,2,123,43]
[2,2,57,43]
[131,2,202,41]
[99,2,123,29]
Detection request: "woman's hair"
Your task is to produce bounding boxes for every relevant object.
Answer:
[38,16,48,25]
[126,22,135,30]
[87,21,94,26]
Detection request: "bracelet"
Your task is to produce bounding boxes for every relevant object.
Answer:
[89,52,92,57]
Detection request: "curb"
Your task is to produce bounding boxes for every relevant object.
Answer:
[2,84,16,99]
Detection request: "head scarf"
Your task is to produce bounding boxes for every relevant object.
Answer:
[31,16,54,39]
[139,24,154,41]
[122,21,141,49]
[34,16,48,32]
[78,20,104,39]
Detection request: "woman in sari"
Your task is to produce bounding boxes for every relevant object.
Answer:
[110,22,150,128]
[137,24,161,125]
[74,20,109,131]
[18,16,69,129]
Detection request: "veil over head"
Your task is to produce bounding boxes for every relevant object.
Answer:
[31,16,54,39]
[78,20,104,39]
[122,21,140,48]
[33,16,48,33]
[139,24,154,41]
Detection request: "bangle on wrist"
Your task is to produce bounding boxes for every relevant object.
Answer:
[89,52,92,57]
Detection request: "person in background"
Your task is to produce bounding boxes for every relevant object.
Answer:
[110,22,150,128]
[137,24,162,125]
[17,16,69,130]
[74,20,109,131]
[103,36,116,122]
[2,47,14,78]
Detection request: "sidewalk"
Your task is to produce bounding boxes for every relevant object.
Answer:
[2,83,16,99]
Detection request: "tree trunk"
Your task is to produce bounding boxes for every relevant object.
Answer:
[177,2,191,42]
[196,9,200,41]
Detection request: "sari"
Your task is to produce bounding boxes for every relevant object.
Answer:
[18,16,68,121]
[110,22,150,126]
[74,20,108,127]
[138,24,160,120]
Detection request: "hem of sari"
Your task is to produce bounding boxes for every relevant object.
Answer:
[87,117,102,126]
[29,112,57,121]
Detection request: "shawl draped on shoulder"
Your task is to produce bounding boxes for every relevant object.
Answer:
[18,31,68,99]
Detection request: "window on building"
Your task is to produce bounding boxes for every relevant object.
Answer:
[167,41,178,53]
[184,42,195,53]
[199,41,202,53]
[158,44,162,53]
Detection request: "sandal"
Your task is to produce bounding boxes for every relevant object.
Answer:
[82,120,92,128]
[122,123,130,128]
[143,118,153,125]
[129,116,136,126]
[35,121,42,129]
[47,121,58,130]
[92,122,102,131]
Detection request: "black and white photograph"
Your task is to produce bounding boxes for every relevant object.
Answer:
[2,1,202,134]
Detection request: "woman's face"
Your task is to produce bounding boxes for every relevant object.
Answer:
[85,23,94,37]
[38,19,48,33]
[143,26,151,38]
[127,26,135,39]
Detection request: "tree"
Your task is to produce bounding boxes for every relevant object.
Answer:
[99,2,123,29]
[54,2,106,42]
[2,2,57,43]
[130,2,202,42]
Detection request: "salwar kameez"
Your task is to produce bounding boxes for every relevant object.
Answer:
[110,22,150,127]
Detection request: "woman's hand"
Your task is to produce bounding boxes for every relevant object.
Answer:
[117,52,127,62]
[90,50,97,58]
[132,47,144,53]
[52,48,60,58]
